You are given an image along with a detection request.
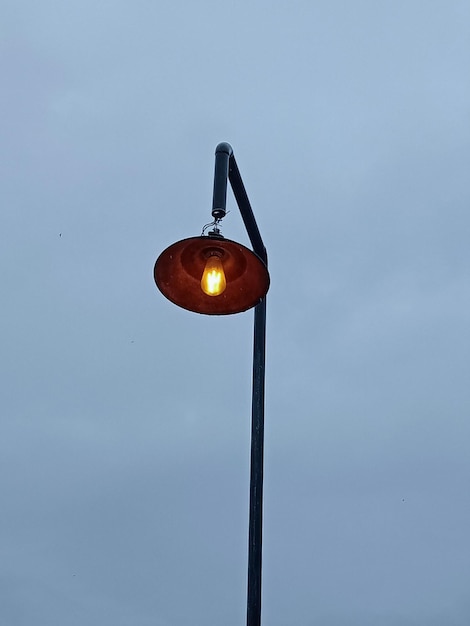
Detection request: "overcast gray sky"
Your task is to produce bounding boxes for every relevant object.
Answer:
[1,1,470,624]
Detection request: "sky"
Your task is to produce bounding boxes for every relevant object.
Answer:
[1,0,470,624]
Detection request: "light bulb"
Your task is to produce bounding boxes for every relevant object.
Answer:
[201,254,226,296]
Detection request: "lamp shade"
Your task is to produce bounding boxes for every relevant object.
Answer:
[154,236,270,315]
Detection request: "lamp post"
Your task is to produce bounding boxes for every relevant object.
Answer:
[154,142,269,626]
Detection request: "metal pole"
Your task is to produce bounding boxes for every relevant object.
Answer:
[212,143,232,219]
[246,296,267,626]
[212,143,268,626]
[228,154,267,265]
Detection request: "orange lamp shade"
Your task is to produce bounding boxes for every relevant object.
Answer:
[154,236,269,315]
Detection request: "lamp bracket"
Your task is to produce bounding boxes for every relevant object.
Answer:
[212,143,267,266]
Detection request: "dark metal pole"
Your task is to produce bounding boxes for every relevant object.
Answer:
[246,296,266,626]
[228,154,267,265]
[212,143,268,626]
[212,142,232,220]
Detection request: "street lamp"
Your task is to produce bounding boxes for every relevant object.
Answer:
[154,142,269,626]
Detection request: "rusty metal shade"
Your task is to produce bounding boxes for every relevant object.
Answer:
[154,236,270,315]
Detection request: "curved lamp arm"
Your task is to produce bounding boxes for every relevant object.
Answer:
[212,142,268,266]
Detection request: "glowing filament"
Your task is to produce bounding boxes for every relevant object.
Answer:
[201,255,226,296]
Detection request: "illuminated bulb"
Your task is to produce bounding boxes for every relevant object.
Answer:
[201,254,226,296]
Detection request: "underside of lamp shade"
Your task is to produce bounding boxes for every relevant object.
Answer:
[154,236,270,315]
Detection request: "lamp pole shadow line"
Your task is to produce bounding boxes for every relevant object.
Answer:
[154,142,269,626]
